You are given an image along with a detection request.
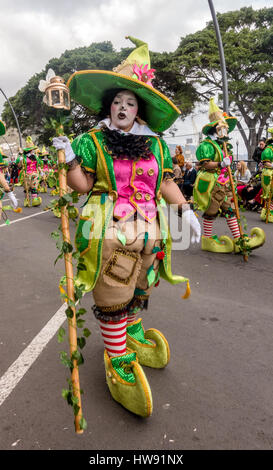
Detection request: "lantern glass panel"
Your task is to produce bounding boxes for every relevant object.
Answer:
[51,89,61,105]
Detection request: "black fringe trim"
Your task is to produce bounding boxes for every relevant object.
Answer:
[101,125,152,161]
[92,296,149,323]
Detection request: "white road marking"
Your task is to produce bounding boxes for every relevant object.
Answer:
[0,303,66,406]
[0,209,49,227]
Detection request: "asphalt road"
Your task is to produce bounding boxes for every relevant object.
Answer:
[0,186,272,452]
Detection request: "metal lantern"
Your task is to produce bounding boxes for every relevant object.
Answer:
[44,75,70,110]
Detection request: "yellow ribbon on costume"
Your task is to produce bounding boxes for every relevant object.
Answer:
[182,280,191,299]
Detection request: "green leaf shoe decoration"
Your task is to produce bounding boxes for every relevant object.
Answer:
[126,318,170,368]
[104,349,153,417]
[260,208,273,223]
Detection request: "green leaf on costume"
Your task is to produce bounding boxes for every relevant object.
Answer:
[5,219,10,225]
[101,193,107,204]
[160,198,167,207]
[147,266,156,286]
[117,229,127,246]
[144,232,149,247]
[152,246,161,253]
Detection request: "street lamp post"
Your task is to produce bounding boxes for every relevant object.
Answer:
[236,140,239,161]
[0,87,22,149]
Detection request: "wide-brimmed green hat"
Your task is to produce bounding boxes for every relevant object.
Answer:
[0,120,6,136]
[67,36,181,133]
[23,136,38,153]
[202,98,237,136]
[39,145,49,157]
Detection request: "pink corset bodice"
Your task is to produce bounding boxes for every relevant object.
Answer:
[113,154,158,222]
[26,157,37,174]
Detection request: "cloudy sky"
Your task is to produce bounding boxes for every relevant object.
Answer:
[0,0,270,148]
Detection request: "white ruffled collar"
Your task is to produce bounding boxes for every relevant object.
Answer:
[98,118,158,136]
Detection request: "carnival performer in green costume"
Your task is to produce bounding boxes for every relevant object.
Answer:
[260,127,273,223]
[38,145,50,193]
[22,136,42,207]
[53,37,201,418]
[0,120,18,218]
[193,98,265,253]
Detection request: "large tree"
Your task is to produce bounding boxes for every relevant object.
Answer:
[1,41,196,145]
[173,6,273,157]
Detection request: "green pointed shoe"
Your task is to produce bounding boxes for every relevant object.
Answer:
[233,227,266,253]
[31,196,42,207]
[104,349,153,417]
[201,235,234,253]
[24,197,31,207]
[260,208,273,223]
[126,318,170,368]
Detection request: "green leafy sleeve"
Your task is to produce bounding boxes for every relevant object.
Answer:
[196,141,216,162]
[71,133,97,173]
[261,146,273,162]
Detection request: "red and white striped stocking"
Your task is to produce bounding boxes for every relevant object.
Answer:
[226,216,241,239]
[270,202,273,211]
[127,311,139,324]
[99,318,127,357]
[203,219,213,237]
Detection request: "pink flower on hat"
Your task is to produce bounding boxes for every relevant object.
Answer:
[132,64,155,86]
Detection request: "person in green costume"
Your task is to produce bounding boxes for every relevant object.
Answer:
[21,136,42,207]
[0,120,19,217]
[260,127,273,222]
[193,98,265,253]
[53,37,201,418]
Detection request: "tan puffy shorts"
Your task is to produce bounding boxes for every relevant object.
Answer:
[204,183,234,219]
[92,216,162,316]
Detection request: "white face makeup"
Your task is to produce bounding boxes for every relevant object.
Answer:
[110,90,138,132]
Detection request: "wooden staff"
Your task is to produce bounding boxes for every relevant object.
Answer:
[265,176,273,224]
[57,145,83,434]
[22,158,30,206]
[222,141,248,262]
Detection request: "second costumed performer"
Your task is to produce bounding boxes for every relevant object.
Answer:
[194,98,265,254]
[260,127,273,223]
[0,120,18,217]
[53,37,201,417]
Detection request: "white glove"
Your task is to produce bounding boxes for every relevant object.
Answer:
[220,157,231,168]
[52,136,75,163]
[7,191,18,209]
[183,209,201,244]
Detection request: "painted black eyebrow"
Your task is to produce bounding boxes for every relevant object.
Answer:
[115,94,137,101]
